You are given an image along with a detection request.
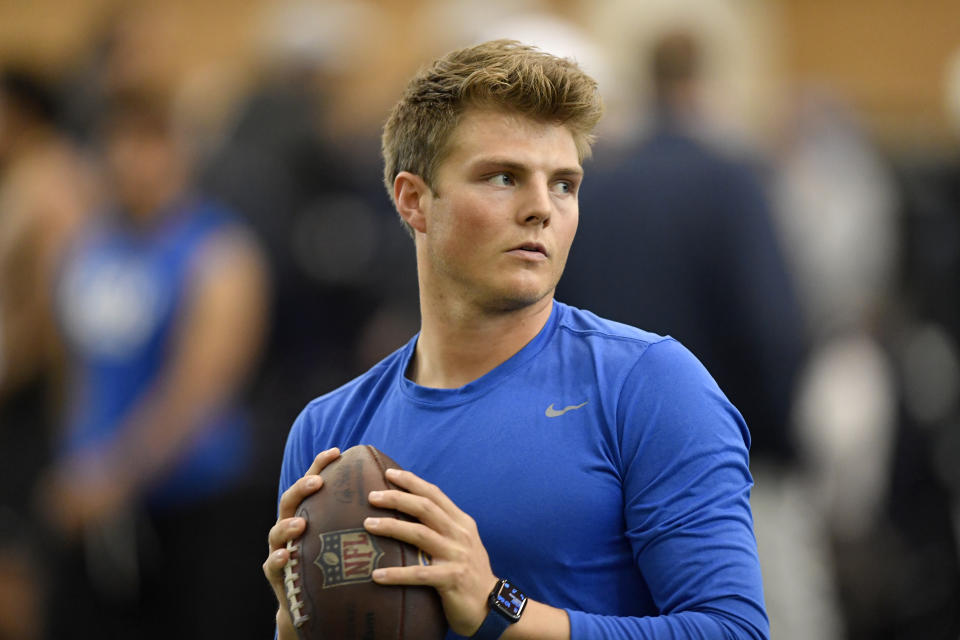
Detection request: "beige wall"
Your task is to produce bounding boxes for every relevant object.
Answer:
[1,0,957,151]
[781,0,960,150]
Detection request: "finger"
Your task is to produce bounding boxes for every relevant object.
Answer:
[383,468,462,519]
[370,561,480,593]
[276,447,340,518]
[278,474,323,519]
[263,546,289,583]
[305,447,341,476]
[268,516,307,552]
[370,560,496,638]
[263,545,292,606]
[368,486,463,537]
[363,515,446,558]
[370,563,435,587]
[263,544,303,639]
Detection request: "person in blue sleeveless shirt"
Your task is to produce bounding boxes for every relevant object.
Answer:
[43,89,271,638]
[264,40,769,640]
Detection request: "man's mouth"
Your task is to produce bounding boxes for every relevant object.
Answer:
[512,242,548,257]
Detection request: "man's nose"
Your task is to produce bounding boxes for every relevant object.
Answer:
[518,181,552,227]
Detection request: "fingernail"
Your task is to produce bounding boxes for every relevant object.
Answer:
[372,569,386,580]
[306,476,320,489]
[289,519,302,530]
[385,468,400,479]
[364,517,380,527]
[273,549,285,561]
[368,490,382,501]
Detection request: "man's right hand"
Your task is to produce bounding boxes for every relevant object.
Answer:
[263,447,341,638]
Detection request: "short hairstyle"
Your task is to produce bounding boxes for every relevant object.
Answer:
[381,39,604,233]
[650,31,701,99]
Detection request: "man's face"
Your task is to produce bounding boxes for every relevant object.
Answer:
[418,108,582,313]
[105,121,181,220]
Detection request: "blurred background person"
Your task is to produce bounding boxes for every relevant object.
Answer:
[0,66,95,640]
[777,87,960,640]
[771,39,960,636]
[558,28,841,640]
[202,0,420,473]
[779,57,960,639]
[771,89,903,639]
[562,29,808,467]
[37,87,273,639]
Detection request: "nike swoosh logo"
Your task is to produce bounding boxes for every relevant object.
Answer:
[545,401,589,418]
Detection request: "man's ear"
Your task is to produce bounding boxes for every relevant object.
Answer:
[394,171,430,234]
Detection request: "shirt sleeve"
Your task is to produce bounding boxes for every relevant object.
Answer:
[568,339,769,639]
[277,403,320,511]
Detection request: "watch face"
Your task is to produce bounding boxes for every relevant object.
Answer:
[493,580,527,621]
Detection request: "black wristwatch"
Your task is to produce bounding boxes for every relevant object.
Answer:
[470,578,528,640]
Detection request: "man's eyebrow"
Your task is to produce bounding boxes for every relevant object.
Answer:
[471,158,583,177]
[554,167,585,179]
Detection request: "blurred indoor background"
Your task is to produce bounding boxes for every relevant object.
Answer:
[0,0,958,638]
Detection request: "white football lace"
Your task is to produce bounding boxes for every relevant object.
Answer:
[283,539,310,627]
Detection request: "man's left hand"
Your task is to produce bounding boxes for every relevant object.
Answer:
[363,468,497,637]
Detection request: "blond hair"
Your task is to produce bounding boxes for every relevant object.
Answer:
[381,39,604,233]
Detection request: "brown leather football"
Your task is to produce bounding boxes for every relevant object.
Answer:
[283,444,447,640]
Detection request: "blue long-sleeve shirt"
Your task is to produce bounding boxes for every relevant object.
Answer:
[278,301,769,639]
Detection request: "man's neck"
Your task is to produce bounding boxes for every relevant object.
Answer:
[119,174,187,228]
[409,295,554,389]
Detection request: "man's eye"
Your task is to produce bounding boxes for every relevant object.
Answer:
[552,181,573,195]
[488,173,513,186]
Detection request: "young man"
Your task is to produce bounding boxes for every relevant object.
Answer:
[46,89,271,638]
[264,40,769,640]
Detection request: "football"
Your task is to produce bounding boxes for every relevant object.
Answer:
[283,444,447,640]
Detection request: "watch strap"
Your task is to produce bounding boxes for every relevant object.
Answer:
[469,607,512,640]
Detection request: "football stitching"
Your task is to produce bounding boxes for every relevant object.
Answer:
[284,537,310,628]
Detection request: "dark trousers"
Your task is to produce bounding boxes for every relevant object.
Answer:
[45,483,278,640]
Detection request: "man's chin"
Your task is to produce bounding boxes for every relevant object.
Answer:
[485,285,555,314]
